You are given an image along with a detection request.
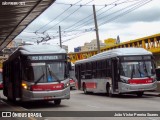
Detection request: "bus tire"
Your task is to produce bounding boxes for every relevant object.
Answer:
[7,97,12,102]
[54,99,61,105]
[136,92,143,97]
[109,87,114,97]
[106,83,110,96]
[83,83,88,94]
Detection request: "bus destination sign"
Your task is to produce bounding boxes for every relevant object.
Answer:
[28,55,63,61]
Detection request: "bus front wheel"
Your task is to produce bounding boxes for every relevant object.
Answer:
[83,83,88,94]
[106,84,113,97]
[136,92,143,97]
[54,99,61,105]
[106,84,110,96]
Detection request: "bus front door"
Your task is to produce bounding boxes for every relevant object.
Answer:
[111,58,118,92]
[76,65,81,90]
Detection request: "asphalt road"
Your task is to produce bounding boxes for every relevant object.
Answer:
[1,90,160,120]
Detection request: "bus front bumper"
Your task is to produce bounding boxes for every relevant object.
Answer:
[119,82,157,93]
[21,87,70,101]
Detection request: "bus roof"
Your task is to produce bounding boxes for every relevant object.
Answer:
[75,48,152,64]
[19,44,66,55]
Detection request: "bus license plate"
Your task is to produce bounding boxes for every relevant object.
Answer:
[44,96,52,100]
[138,88,144,91]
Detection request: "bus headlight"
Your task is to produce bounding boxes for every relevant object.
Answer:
[22,83,28,90]
[64,82,70,88]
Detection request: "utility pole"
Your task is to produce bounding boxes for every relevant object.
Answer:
[59,26,62,48]
[93,5,100,53]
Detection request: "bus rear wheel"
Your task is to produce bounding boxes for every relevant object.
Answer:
[106,84,110,96]
[106,84,113,97]
[54,99,61,105]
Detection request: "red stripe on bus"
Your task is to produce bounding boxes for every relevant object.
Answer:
[30,83,64,91]
[128,78,153,84]
[86,82,97,89]
[69,80,75,83]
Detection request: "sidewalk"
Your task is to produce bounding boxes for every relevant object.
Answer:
[0,90,45,120]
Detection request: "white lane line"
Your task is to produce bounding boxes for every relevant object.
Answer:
[87,105,100,109]
[148,118,158,120]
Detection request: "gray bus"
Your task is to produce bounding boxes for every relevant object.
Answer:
[3,45,70,104]
[75,48,157,97]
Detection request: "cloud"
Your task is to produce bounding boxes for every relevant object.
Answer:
[16,0,160,52]
[114,7,160,23]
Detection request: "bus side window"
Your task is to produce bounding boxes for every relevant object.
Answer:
[85,62,92,79]
[101,60,106,78]
[92,62,97,78]
[106,59,111,78]
[81,63,86,79]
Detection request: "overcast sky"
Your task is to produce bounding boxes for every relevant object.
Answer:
[16,0,160,52]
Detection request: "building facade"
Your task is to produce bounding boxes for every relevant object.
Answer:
[79,39,106,52]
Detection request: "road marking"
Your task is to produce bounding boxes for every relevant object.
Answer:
[0,100,37,120]
[87,105,100,109]
[148,118,158,120]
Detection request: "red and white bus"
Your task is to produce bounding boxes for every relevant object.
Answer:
[75,48,157,97]
[3,44,71,104]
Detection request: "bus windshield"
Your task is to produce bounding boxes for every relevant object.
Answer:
[25,62,66,82]
[120,61,155,78]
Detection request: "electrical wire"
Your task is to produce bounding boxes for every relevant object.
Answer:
[21,0,153,44]
[62,30,94,43]
[62,0,141,33]
[42,0,95,33]
[54,0,141,6]
[25,0,139,37]
[35,0,83,33]
[62,0,121,32]
[60,0,152,43]
[99,0,152,26]
[66,1,146,31]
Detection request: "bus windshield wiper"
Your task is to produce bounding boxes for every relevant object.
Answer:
[142,57,150,78]
[47,64,61,83]
[34,73,45,85]
[130,65,135,79]
[138,62,143,78]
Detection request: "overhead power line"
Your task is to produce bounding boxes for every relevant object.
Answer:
[59,0,152,43]
[62,30,94,43]
[99,0,152,27]
[35,0,83,33]
[54,0,142,6]
[63,0,149,35]
[62,0,142,33]
[42,0,95,33]
[21,0,154,44]
[63,0,121,32]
